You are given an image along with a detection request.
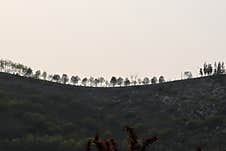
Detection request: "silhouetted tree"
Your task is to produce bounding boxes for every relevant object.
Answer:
[94,78,100,87]
[117,77,124,87]
[82,78,88,86]
[200,68,203,76]
[184,71,193,79]
[89,77,94,87]
[124,126,158,151]
[25,68,33,77]
[61,74,69,84]
[214,62,217,75]
[71,75,80,85]
[207,64,213,75]
[110,77,117,87]
[142,77,150,85]
[130,75,138,86]
[0,60,4,72]
[217,62,222,75]
[34,70,41,79]
[42,71,47,80]
[124,78,130,86]
[151,77,157,84]
[53,74,60,82]
[159,76,165,83]
[98,77,105,86]
[203,63,208,75]
[105,80,110,87]
[137,78,142,85]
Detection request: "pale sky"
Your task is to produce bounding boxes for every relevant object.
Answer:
[0,0,226,80]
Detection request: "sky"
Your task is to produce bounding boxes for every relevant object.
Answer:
[0,0,226,80]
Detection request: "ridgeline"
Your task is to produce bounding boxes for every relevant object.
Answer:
[0,72,226,151]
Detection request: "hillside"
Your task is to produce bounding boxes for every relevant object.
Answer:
[0,72,226,151]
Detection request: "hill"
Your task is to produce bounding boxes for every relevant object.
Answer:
[0,72,226,151]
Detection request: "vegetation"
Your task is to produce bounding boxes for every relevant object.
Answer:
[0,71,225,150]
[0,59,171,87]
[1,59,226,88]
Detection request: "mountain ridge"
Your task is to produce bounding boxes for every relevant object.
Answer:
[0,72,226,151]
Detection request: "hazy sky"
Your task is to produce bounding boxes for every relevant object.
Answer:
[0,0,226,79]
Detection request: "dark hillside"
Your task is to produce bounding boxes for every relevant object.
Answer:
[0,72,226,151]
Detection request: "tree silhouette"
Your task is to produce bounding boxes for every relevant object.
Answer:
[89,77,95,87]
[159,76,165,83]
[71,76,80,85]
[137,78,142,85]
[151,77,157,84]
[94,78,100,87]
[199,68,203,77]
[42,71,47,80]
[53,74,60,83]
[34,70,41,79]
[61,74,69,84]
[124,78,131,87]
[207,64,213,75]
[82,78,88,86]
[124,126,158,151]
[99,77,105,86]
[25,68,33,77]
[110,77,117,87]
[142,77,150,85]
[203,63,208,75]
[117,77,124,87]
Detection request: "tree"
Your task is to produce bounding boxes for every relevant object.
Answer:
[61,74,69,84]
[117,77,124,87]
[130,75,137,86]
[142,77,150,85]
[199,68,203,77]
[53,74,60,82]
[110,77,117,87]
[42,71,47,80]
[71,76,80,85]
[25,68,33,77]
[105,80,110,87]
[214,62,217,75]
[203,63,208,75]
[159,76,165,83]
[0,60,4,72]
[207,64,213,75]
[184,71,193,79]
[124,78,130,87]
[151,77,157,84]
[137,78,142,85]
[217,62,222,75]
[94,78,100,87]
[34,70,41,79]
[98,77,105,86]
[89,77,94,87]
[82,78,88,86]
